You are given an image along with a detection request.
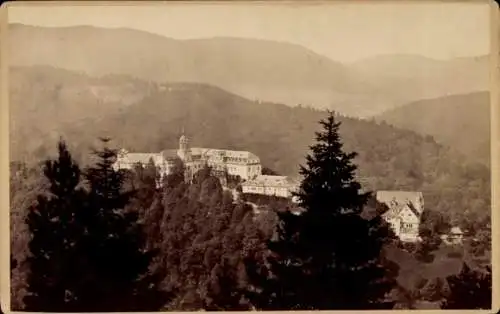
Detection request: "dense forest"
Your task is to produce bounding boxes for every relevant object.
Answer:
[11,78,490,228]
[10,112,491,311]
[376,92,490,166]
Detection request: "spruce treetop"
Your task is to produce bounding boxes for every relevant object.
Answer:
[294,111,369,216]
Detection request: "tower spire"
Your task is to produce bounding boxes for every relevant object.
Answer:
[178,125,190,161]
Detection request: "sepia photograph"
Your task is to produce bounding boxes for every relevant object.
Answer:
[2,0,496,312]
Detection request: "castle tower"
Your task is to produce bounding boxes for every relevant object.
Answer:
[178,131,191,162]
[179,134,189,152]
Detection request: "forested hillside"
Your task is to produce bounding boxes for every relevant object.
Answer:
[376,92,490,166]
[9,66,158,160]
[10,118,491,311]
[10,79,490,228]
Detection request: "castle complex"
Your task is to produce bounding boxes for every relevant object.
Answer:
[113,135,423,242]
[113,134,299,198]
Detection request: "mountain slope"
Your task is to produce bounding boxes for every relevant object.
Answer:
[375,92,490,165]
[8,23,489,117]
[9,65,160,161]
[9,72,489,225]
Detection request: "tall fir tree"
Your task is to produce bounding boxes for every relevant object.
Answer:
[23,140,88,311]
[246,111,398,310]
[76,137,169,311]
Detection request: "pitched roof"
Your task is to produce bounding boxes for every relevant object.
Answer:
[242,175,299,188]
[381,203,407,219]
[384,203,421,220]
[376,190,423,204]
[376,190,424,214]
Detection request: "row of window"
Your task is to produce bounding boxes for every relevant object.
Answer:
[244,186,290,193]
[226,157,248,162]
[400,222,417,233]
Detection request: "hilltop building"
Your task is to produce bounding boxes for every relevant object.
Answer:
[241,175,300,199]
[375,191,424,242]
[114,134,262,182]
[113,134,297,198]
[113,136,426,242]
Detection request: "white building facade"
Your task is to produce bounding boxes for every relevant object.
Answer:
[375,191,424,242]
[113,134,299,199]
[114,134,263,181]
[241,175,300,198]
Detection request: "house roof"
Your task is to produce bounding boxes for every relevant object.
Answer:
[382,203,421,220]
[376,190,424,214]
[242,175,299,188]
[376,190,423,204]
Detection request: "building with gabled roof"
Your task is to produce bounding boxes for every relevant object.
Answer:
[376,191,424,214]
[376,190,424,242]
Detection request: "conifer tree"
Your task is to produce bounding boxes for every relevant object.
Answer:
[77,137,169,311]
[204,257,249,311]
[129,158,162,238]
[162,157,185,190]
[130,158,159,206]
[23,140,88,311]
[246,111,398,310]
[441,263,492,309]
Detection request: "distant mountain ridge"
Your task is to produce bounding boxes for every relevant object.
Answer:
[348,54,489,102]
[8,23,489,117]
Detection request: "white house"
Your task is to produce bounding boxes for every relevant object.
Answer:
[376,191,424,242]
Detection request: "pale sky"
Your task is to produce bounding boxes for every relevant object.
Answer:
[6,1,493,62]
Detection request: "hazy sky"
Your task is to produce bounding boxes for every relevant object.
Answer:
[7,1,493,62]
